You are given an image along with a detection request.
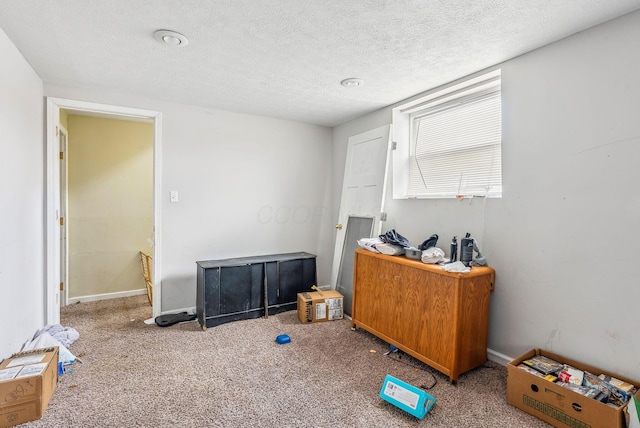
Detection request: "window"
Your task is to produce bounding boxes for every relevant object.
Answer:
[392,70,502,199]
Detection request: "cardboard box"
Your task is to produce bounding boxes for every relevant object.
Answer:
[0,347,58,427]
[507,348,639,428]
[297,290,343,323]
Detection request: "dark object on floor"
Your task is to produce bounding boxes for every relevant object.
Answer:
[418,234,438,250]
[155,312,196,327]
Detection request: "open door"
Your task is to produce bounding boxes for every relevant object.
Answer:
[331,125,391,315]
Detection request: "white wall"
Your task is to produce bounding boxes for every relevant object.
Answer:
[333,10,640,380]
[44,84,334,312]
[0,28,44,359]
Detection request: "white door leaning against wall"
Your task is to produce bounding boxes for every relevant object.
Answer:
[331,125,391,315]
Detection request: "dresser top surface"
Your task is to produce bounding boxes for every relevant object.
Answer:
[355,248,495,278]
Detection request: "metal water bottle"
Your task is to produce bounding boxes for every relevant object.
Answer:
[450,236,458,262]
[460,233,474,267]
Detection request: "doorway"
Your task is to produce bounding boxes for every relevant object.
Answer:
[46,98,163,325]
[62,112,154,305]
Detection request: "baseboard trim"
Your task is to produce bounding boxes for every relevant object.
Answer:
[68,289,147,305]
[487,348,514,366]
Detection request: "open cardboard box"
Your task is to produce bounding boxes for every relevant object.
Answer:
[0,347,58,427]
[507,348,639,428]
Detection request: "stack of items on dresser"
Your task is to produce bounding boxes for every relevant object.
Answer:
[517,354,636,407]
[357,229,487,269]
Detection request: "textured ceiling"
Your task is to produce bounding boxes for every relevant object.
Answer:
[1,1,639,127]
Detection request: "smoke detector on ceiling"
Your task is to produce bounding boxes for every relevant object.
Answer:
[154,30,189,47]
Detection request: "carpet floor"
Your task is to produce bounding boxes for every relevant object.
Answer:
[21,295,550,427]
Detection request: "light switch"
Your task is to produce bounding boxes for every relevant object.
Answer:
[170,191,179,203]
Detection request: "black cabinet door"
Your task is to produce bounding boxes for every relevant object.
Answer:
[203,264,264,326]
[278,258,316,304]
[218,264,257,314]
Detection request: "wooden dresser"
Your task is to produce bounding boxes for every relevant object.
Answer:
[352,248,495,383]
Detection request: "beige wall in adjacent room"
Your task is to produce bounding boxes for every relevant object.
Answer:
[67,114,153,299]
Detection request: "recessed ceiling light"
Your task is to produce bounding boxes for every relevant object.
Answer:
[341,78,364,87]
[154,30,189,47]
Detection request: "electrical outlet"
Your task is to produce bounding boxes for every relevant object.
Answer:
[170,191,179,203]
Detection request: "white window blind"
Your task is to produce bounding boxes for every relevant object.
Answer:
[405,74,502,198]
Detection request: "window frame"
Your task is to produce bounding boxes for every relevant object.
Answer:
[391,69,502,199]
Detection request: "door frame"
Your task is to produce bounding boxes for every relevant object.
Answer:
[58,124,69,308]
[45,97,163,324]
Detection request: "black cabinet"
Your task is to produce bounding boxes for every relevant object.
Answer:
[196,252,317,329]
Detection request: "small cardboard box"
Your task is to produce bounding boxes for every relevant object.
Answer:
[507,348,639,428]
[0,347,58,428]
[297,290,343,323]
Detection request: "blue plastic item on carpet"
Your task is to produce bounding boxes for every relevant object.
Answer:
[275,334,291,344]
[379,374,436,419]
